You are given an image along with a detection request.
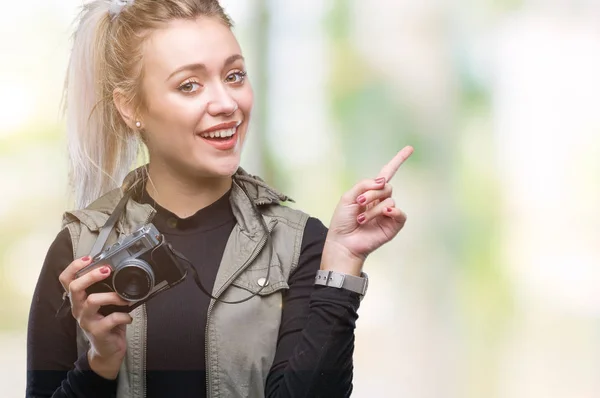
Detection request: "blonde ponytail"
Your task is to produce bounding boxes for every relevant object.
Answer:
[63,0,140,209]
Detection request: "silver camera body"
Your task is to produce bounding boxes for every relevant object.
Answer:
[76,223,186,312]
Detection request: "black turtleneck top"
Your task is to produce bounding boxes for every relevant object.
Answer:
[26,188,361,397]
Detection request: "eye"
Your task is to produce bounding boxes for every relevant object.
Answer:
[178,80,202,94]
[225,71,247,85]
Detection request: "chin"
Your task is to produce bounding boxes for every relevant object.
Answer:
[199,158,241,178]
[211,166,239,178]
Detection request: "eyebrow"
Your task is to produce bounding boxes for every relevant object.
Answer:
[166,54,245,81]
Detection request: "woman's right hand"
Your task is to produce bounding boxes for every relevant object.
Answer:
[59,256,133,380]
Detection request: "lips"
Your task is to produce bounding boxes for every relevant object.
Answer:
[196,126,239,151]
[200,120,241,135]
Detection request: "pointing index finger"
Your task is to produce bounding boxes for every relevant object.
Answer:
[377,145,414,182]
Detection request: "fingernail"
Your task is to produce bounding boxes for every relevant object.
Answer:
[357,195,366,205]
[82,256,91,262]
[357,213,366,223]
[386,207,393,213]
[100,266,110,274]
[375,177,386,184]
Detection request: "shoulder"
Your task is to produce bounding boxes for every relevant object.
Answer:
[52,227,74,256]
[288,217,327,279]
[263,207,328,251]
[233,168,312,230]
[300,217,328,253]
[60,187,122,236]
[265,206,328,253]
[260,204,311,230]
[303,216,328,240]
[60,187,124,230]
[42,227,75,274]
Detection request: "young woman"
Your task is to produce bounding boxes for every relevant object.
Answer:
[26,0,413,397]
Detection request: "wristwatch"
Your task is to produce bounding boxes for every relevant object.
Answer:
[314,270,369,297]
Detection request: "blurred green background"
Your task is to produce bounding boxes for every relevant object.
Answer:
[2,0,600,397]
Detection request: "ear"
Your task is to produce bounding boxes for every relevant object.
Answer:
[113,88,140,129]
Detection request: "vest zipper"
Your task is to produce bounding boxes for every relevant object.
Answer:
[142,303,147,398]
[205,219,277,397]
[139,210,154,398]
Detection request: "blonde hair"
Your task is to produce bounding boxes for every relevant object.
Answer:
[63,0,233,209]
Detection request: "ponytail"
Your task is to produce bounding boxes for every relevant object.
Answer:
[63,0,140,209]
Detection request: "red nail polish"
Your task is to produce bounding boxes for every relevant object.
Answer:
[82,256,90,262]
[357,195,366,205]
[375,177,386,184]
[357,214,366,223]
[386,207,393,213]
[100,266,110,274]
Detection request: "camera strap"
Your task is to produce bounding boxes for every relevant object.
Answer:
[170,233,273,305]
[61,179,273,312]
[89,188,134,259]
[55,189,134,319]
[168,179,274,304]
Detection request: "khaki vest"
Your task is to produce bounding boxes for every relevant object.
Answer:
[61,167,309,397]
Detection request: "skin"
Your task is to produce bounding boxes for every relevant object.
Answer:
[59,15,413,380]
[116,16,254,218]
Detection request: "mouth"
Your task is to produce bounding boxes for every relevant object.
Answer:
[198,126,237,140]
[198,120,241,138]
[196,121,242,150]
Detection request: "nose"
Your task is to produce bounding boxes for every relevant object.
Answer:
[206,83,238,116]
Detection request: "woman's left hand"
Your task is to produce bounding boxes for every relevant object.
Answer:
[321,146,413,276]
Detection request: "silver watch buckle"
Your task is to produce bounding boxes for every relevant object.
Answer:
[315,270,368,296]
[315,270,345,288]
[325,270,345,288]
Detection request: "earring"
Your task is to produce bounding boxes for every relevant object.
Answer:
[135,121,141,128]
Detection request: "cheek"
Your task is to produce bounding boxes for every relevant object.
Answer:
[147,96,204,132]
[238,85,254,115]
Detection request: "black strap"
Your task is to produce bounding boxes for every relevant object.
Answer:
[171,242,272,305]
[169,178,274,304]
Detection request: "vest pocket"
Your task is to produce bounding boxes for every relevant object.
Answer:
[229,254,289,296]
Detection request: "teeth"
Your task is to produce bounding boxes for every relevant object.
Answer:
[201,128,236,138]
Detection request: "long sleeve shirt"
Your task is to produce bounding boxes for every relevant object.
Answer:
[27,189,360,397]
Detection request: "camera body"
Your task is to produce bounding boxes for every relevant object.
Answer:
[75,223,186,316]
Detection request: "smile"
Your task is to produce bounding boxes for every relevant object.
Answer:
[199,127,236,139]
[196,124,240,151]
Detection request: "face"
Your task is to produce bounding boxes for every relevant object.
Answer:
[137,16,253,179]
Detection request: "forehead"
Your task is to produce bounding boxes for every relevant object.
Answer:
[143,16,242,76]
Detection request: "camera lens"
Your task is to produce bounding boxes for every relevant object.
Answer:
[113,259,155,301]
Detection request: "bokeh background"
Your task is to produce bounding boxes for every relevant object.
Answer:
[2,0,600,397]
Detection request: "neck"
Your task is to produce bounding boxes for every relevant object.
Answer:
[145,162,233,218]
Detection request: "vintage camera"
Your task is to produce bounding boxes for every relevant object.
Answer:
[75,223,187,316]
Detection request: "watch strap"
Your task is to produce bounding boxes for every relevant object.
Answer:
[314,270,368,296]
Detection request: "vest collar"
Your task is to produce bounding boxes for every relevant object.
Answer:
[120,165,292,206]
[65,165,292,236]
